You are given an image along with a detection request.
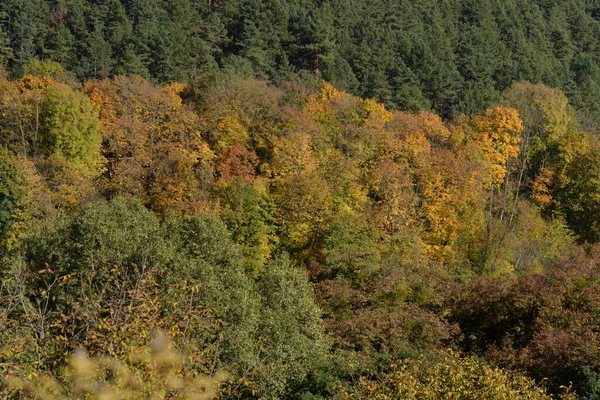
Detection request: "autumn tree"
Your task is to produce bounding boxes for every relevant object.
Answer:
[502,82,584,198]
[0,75,102,172]
[85,76,213,213]
[336,351,567,400]
[469,106,523,187]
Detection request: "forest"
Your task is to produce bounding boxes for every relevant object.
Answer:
[2,0,600,399]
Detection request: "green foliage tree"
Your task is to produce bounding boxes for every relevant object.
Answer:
[321,211,380,284]
[0,24,13,66]
[23,59,65,80]
[40,83,102,172]
[1,196,330,399]
[0,147,24,242]
[551,147,600,242]
[502,82,580,181]
[219,179,277,277]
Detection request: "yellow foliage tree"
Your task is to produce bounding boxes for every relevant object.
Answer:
[470,106,523,186]
[335,352,574,400]
[5,333,226,400]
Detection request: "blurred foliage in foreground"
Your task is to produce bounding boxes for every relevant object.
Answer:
[4,332,226,399]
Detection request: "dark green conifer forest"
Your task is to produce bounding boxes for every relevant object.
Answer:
[2,1,600,399]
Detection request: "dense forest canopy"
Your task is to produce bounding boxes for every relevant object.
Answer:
[2,1,600,400]
[3,0,600,125]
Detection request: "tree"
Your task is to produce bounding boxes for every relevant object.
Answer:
[320,211,380,284]
[216,144,259,185]
[0,147,24,243]
[219,179,276,277]
[551,148,600,242]
[502,82,581,187]
[85,75,213,212]
[469,106,523,187]
[274,172,333,253]
[87,25,113,79]
[0,25,13,66]
[254,254,329,398]
[22,59,65,80]
[337,351,566,400]
[40,83,102,173]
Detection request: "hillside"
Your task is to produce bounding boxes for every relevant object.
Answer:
[2,2,600,399]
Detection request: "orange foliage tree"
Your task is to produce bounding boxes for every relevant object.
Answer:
[84,75,214,213]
